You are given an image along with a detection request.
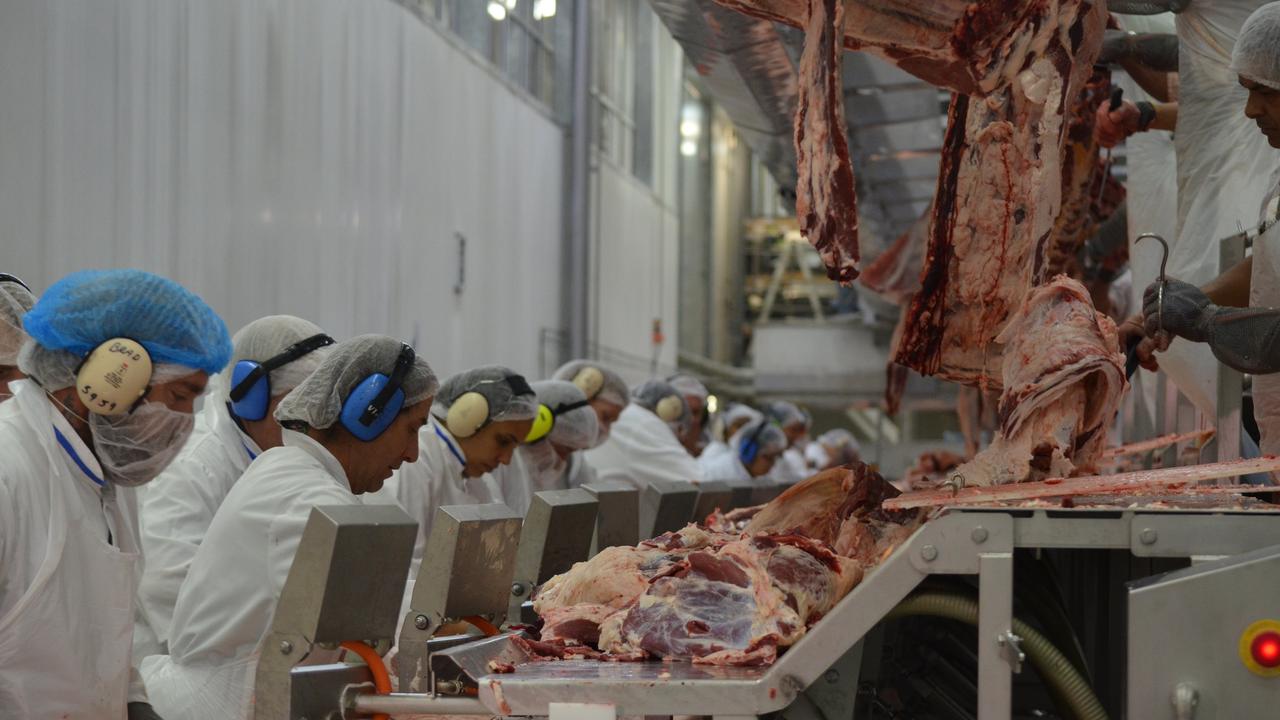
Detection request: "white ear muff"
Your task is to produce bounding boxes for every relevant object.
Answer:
[445,391,490,438]
[571,366,605,400]
[76,338,153,416]
[655,395,684,423]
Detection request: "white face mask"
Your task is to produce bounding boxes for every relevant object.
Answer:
[90,402,196,487]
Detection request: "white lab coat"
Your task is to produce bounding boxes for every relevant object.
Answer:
[0,380,147,718]
[367,419,505,593]
[581,405,704,490]
[1250,176,1280,454]
[564,451,598,488]
[773,447,810,485]
[142,430,358,720]
[697,446,775,488]
[804,443,832,470]
[138,396,260,648]
[700,440,732,464]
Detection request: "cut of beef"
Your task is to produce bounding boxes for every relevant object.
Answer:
[860,208,929,304]
[794,0,860,282]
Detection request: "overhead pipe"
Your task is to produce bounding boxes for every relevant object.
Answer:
[565,0,591,361]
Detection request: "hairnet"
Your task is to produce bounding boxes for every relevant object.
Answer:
[552,359,629,407]
[733,421,787,458]
[1231,3,1280,90]
[532,380,599,450]
[0,278,36,365]
[766,401,808,429]
[818,428,860,452]
[431,365,539,424]
[231,315,334,398]
[631,379,691,436]
[723,403,763,427]
[19,269,231,391]
[275,334,438,429]
[667,373,709,402]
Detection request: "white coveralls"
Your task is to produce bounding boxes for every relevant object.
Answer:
[0,380,148,718]
[773,447,810,484]
[581,404,703,490]
[138,394,260,648]
[141,430,358,720]
[698,446,774,487]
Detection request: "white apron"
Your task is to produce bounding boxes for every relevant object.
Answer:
[1249,182,1280,454]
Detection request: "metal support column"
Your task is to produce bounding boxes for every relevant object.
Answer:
[1211,233,1248,470]
[977,552,1015,720]
[565,0,591,359]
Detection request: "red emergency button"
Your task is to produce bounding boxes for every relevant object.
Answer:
[1241,620,1280,677]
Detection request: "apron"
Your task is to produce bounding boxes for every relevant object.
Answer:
[1249,186,1280,455]
[0,391,139,718]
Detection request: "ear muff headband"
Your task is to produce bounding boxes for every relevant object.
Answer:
[524,398,591,444]
[338,343,414,442]
[739,420,768,465]
[655,395,684,423]
[228,333,335,421]
[571,366,605,399]
[0,273,31,293]
[445,374,535,439]
[76,338,153,416]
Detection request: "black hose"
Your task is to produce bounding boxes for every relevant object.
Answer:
[1108,0,1191,14]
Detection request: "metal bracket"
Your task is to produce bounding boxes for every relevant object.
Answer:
[996,631,1025,675]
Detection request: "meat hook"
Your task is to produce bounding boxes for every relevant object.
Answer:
[1137,232,1169,337]
[946,473,966,497]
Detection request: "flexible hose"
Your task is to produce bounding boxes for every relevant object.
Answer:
[340,641,391,720]
[462,615,502,637]
[1107,0,1190,14]
[887,593,1109,720]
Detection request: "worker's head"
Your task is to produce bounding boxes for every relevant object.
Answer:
[275,335,438,494]
[721,403,764,440]
[631,380,691,441]
[521,380,600,478]
[667,373,709,455]
[734,421,787,478]
[818,428,861,468]
[552,360,628,444]
[1233,2,1280,148]
[226,315,335,451]
[767,401,809,446]
[433,365,538,478]
[0,274,36,402]
[19,269,231,487]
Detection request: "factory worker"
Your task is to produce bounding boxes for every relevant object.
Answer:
[137,315,335,650]
[702,403,764,462]
[582,380,704,490]
[806,428,862,471]
[0,269,231,720]
[668,372,710,457]
[551,359,630,486]
[143,335,437,720]
[1139,3,1280,455]
[699,420,787,486]
[767,401,812,484]
[0,273,35,402]
[373,365,538,583]
[497,380,600,515]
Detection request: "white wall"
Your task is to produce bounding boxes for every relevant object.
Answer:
[0,0,564,380]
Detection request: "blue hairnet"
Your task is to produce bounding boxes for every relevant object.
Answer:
[23,269,231,374]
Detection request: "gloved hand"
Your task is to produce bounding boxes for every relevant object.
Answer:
[1144,278,1212,342]
[1095,99,1142,148]
[128,702,165,720]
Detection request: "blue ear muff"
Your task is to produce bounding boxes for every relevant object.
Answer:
[339,343,415,442]
[739,421,767,465]
[230,360,272,421]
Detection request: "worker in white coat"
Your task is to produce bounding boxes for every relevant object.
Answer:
[1141,3,1280,455]
[702,403,764,463]
[698,420,787,486]
[552,359,630,487]
[0,269,231,720]
[582,379,703,490]
[668,372,710,457]
[372,365,538,589]
[805,428,862,471]
[137,315,335,651]
[767,401,811,484]
[143,335,437,720]
[498,380,600,515]
[0,272,35,401]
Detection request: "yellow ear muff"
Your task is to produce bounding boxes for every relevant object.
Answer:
[571,366,605,400]
[525,404,554,444]
[76,338,153,417]
[445,391,490,438]
[655,395,684,423]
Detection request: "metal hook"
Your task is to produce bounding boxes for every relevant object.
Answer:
[1137,233,1169,336]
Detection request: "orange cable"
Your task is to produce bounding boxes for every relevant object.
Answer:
[339,640,391,720]
[461,615,501,637]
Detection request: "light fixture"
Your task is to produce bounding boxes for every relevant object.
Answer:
[533,0,556,19]
[679,119,701,138]
[707,395,719,414]
[680,139,697,157]
[487,1,507,20]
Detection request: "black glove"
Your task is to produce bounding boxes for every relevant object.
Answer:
[128,702,165,720]
[1143,278,1212,341]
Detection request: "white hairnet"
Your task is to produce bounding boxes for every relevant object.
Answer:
[818,428,859,450]
[532,380,599,450]
[231,315,334,398]
[275,334,438,429]
[723,403,763,427]
[733,420,788,458]
[667,373,709,402]
[0,279,35,365]
[431,365,539,424]
[1231,2,1280,90]
[631,379,691,437]
[552,359,629,407]
[766,401,808,429]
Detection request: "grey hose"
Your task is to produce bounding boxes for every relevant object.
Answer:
[1108,0,1190,14]
[886,593,1108,720]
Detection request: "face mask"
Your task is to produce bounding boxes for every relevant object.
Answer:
[90,402,196,487]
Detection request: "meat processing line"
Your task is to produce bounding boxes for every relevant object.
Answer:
[253,477,1280,720]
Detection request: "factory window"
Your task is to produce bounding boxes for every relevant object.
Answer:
[593,0,657,186]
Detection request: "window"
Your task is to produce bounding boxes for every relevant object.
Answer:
[592,0,656,185]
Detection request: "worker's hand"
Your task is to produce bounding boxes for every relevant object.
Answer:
[1144,278,1213,342]
[127,702,165,720]
[1116,313,1145,352]
[1095,99,1142,148]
